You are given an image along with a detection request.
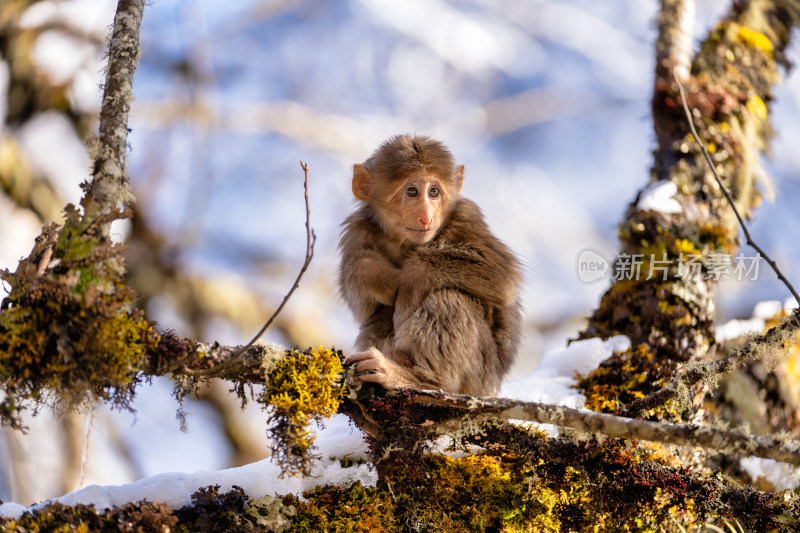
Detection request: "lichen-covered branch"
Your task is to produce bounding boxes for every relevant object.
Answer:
[624,301,800,418]
[578,0,800,424]
[465,425,799,531]
[85,0,146,220]
[144,334,289,382]
[146,337,346,476]
[400,389,800,466]
[0,0,149,429]
[654,0,696,85]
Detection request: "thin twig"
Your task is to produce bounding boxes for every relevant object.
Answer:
[674,75,800,304]
[183,161,316,377]
[622,80,800,417]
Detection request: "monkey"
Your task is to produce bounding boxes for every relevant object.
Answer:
[338,134,522,396]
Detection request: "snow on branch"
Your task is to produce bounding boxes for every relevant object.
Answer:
[654,0,695,84]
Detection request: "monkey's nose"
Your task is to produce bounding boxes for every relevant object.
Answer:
[418,216,433,228]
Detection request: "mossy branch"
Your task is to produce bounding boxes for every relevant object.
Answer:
[147,336,799,470]
[145,333,290,383]
[0,0,149,429]
[624,307,800,417]
[675,75,800,304]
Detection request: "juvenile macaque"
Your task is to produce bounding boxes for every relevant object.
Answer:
[339,134,522,396]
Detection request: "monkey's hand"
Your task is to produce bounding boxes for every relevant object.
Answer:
[346,347,409,389]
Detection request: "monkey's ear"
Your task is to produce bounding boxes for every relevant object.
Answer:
[454,164,465,194]
[352,164,372,200]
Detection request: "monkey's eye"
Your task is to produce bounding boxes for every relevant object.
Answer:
[405,187,419,198]
[429,187,440,198]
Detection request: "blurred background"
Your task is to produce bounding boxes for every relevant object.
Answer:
[1,0,799,505]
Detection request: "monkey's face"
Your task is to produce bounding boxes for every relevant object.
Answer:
[396,175,447,244]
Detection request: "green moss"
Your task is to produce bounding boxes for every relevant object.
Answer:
[0,485,296,533]
[337,455,366,468]
[4,443,797,532]
[0,206,159,427]
[287,482,396,533]
[283,452,565,532]
[262,346,346,476]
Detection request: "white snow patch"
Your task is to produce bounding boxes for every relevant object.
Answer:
[16,111,87,206]
[0,60,8,124]
[716,299,795,343]
[68,67,104,113]
[740,456,800,491]
[0,414,374,519]
[753,300,783,320]
[30,30,98,86]
[0,503,27,520]
[20,0,116,35]
[501,335,631,434]
[715,317,765,343]
[637,180,682,214]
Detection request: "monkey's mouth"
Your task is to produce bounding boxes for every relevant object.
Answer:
[404,227,436,242]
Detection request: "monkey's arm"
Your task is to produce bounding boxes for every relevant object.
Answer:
[349,289,501,396]
[340,249,401,323]
[393,245,520,328]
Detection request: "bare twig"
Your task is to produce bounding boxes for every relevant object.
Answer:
[407,389,800,466]
[183,161,316,377]
[675,76,800,304]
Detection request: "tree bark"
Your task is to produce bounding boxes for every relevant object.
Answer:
[85,0,146,221]
[578,0,800,425]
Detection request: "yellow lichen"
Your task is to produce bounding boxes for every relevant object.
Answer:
[577,344,679,418]
[674,238,700,257]
[746,94,768,120]
[733,24,774,57]
[262,346,346,476]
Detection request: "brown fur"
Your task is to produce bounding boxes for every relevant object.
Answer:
[339,134,522,396]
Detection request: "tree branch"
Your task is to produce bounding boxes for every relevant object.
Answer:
[620,74,800,418]
[623,307,800,417]
[654,0,695,84]
[87,0,146,219]
[407,389,800,466]
[675,75,800,304]
[145,333,288,383]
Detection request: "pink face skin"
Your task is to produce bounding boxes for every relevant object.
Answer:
[399,176,445,244]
